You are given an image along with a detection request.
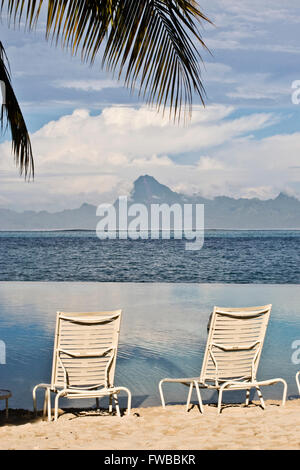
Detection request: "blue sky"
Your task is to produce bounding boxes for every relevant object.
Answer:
[1,0,300,211]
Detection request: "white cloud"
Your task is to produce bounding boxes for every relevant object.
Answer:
[0,104,299,211]
[227,79,289,101]
[54,79,123,91]
[196,156,224,171]
[206,38,300,55]
[27,104,273,168]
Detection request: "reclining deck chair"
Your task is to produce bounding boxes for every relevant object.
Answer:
[159,305,287,414]
[33,310,131,421]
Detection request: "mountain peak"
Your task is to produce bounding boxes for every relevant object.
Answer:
[135,174,156,183]
[78,202,96,212]
[132,175,181,204]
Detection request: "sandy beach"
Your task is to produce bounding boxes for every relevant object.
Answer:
[0,400,299,450]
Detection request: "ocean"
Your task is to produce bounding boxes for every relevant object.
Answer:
[0,230,299,282]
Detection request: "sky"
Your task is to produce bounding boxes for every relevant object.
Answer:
[1,0,300,211]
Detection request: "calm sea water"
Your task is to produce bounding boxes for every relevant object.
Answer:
[0,283,300,410]
[0,230,299,282]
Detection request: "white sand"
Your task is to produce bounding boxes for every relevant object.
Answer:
[0,400,299,450]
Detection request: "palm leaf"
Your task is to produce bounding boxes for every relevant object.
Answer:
[0,41,34,179]
[1,0,211,120]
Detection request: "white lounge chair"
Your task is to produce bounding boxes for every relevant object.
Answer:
[159,305,287,414]
[33,310,131,421]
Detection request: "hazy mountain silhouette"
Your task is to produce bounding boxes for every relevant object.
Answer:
[130,175,183,204]
[1,175,300,230]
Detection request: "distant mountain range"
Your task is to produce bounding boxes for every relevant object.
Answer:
[1,175,300,230]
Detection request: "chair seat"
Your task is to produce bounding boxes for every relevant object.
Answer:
[61,387,120,398]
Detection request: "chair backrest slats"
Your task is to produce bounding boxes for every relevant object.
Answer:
[200,305,272,383]
[51,310,122,390]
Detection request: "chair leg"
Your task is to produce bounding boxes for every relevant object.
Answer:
[43,389,48,419]
[96,398,100,410]
[186,383,193,412]
[113,393,121,417]
[193,381,204,414]
[126,389,131,416]
[280,380,287,406]
[113,387,131,416]
[47,389,52,422]
[33,384,48,417]
[54,394,59,422]
[255,379,287,407]
[296,372,300,395]
[218,386,225,414]
[33,385,38,416]
[5,398,8,420]
[245,389,250,406]
[109,395,113,414]
[159,380,166,409]
[54,391,64,422]
[256,386,265,409]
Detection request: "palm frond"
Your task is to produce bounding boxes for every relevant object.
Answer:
[104,0,211,120]
[0,41,34,179]
[1,0,212,121]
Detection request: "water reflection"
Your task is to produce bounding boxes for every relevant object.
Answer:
[0,282,300,409]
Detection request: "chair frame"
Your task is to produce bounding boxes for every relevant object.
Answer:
[295,371,300,395]
[159,305,287,414]
[33,310,131,421]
